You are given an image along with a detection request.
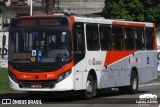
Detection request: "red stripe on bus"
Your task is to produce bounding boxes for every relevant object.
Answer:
[104,51,135,66]
[8,61,74,81]
[112,21,145,27]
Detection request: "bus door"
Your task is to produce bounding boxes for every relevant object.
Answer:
[73,22,86,90]
[99,25,112,88]
[85,24,104,88]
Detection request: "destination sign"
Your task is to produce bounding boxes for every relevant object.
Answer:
[18,18,68,27]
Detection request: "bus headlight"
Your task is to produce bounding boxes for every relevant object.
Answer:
[57,70,71,82]
[8,71,18,83]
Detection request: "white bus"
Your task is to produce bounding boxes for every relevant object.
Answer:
[8,14,157,99]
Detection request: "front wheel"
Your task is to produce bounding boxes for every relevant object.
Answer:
[81,74,96,99]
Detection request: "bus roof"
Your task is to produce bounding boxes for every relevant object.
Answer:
[16,14,154,28]
[73,16,154,27]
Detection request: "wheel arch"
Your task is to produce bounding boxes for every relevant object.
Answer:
[132,67,138,77]
[88,69,97,88]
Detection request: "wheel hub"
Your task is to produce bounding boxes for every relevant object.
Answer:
[86,80,92,92]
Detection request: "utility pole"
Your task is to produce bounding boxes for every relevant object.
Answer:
[30,0,33,16]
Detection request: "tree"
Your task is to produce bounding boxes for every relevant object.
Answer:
[42,0,56,14]
[103,0,160,28]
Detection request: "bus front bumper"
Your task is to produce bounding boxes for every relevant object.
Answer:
[8,75,74,92]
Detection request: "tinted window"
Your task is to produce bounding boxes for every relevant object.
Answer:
[74,31,85,54]
[145,28,154,50]
[86,24,100,50]
[73,23,85,64]
[124,27,135,50]
[135,27,145,50]
[112,26,123,50]
[99,25,112,50]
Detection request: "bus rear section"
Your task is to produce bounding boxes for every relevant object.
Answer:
[8,15,157,99]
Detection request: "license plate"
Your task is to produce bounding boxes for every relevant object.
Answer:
[31,84,42,88]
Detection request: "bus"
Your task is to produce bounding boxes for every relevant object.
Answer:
[8,14,157,99]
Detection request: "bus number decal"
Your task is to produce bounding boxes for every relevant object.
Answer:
[147,57,150,64]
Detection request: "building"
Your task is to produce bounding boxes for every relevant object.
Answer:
[1,0,104,31]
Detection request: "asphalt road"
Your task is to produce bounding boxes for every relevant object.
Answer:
[0,81,160,107]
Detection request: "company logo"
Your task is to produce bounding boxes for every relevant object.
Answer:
[88,58,102,66]
[1,99,42,104]
[2,99,11,104]
[136,94,158,106]
[35,75,39,79]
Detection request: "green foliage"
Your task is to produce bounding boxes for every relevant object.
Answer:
[103,0,160,28]
[157,75,160,81]
[0,69,10,93]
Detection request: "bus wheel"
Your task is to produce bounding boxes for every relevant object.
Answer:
[128,71,139,94]
[82,74,96,99]
[119,71,138,94]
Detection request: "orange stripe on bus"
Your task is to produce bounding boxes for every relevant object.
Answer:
[69,16,75,32]
[8,61,74,81]
[104,51,135,66]
[153,24,157,50]
[69,16,75,63]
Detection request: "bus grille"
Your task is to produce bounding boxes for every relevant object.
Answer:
[18,80,56,88]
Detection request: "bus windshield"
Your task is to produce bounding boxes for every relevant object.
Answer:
[9,31,72,63]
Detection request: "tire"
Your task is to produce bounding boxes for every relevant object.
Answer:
[119,71,138,94]
[81,74,96,99]
[128,71,139,94]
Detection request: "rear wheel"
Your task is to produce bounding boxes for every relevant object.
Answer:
[119,71,138,94]
[128,71,139,94]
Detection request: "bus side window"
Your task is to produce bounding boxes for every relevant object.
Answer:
[135,27,145,50]
[99,25,112,50]
[145,28,154,50]
[86,24,100,51]
[73,23,85,64]
[112,26,123,50]
[74,32,85,53]
[124,27,135,50]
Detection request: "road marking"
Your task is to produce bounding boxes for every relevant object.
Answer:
[139,82,160,87]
